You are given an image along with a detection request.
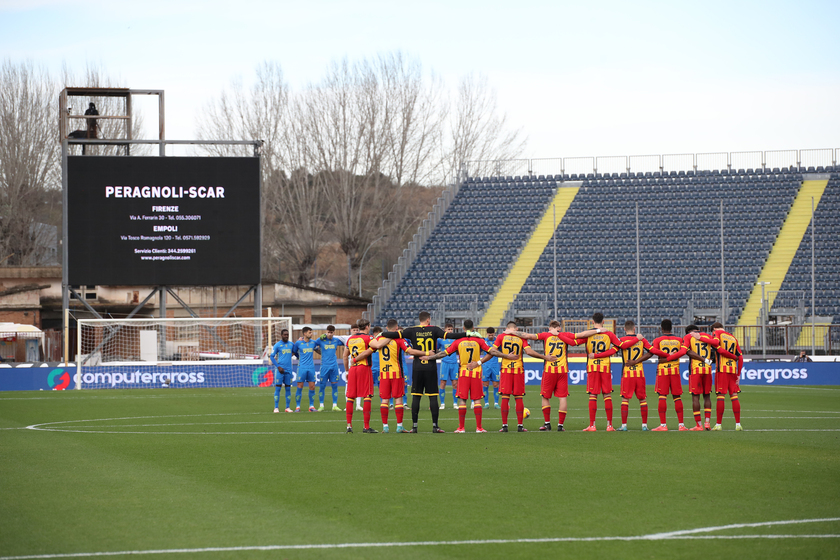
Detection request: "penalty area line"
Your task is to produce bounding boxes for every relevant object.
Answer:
[1,518,839,559]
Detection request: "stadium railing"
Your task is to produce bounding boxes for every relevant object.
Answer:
[471,147,838,179]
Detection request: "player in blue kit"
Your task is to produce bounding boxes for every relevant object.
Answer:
[316,325,344,412]
[437,323,459,409]
[269,328,295,413]
[293,326,319,412]
[482,327,501,409]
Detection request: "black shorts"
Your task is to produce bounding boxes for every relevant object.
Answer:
[411,364,438,397]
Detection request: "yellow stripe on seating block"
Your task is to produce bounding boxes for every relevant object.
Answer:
[738,180,828,326]
[480,187,579,328]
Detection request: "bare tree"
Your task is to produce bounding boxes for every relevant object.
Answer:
[197,62,328,285]
[443,73,526,182]
[195,54,526,294]
[0,60,60,266]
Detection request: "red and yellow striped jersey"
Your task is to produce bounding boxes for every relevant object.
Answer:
[377,337,410,379]
[346,334,372,367]
[619,335,652,377]
[650,335,685,376]
[446,337,491,378]
[683,332,713,375]
[538,331,579,374]
[711,329,742,374]
[492,333,529,372]
[584,331,621,374]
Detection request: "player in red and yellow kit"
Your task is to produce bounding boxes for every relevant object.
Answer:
[591,320,652,431]
[683,325,716,430]
[370,319,415,433]
[511,321,598,431]
[493,321,555,432]
[343,319,376,433]
[429,320,515,433]
[629,319,687,431]
[575,313,622,431]
[703,322,744,431]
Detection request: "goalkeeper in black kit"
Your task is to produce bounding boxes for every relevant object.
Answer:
[378,311,471,432]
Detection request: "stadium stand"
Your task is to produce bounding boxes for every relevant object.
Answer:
[377,176,558,326]
[375,164,839,330]
[778,173,840,319]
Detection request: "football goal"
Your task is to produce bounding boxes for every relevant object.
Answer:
[75,316,292,389]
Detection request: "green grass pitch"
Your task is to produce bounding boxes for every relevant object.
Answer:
[1,385,838,559]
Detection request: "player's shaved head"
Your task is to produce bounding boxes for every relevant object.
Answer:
[685,324,699,334]
[592,312,604,324]
[507,321,517,328]
[463,319,474,330]
[711,322,724,330]
[386,319,399,330]
[660,319,672,333]
[624,320,635,329]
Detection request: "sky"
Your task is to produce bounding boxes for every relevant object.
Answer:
[2,0,839,167]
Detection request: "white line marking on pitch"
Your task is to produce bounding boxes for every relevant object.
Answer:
[0,518,837,559]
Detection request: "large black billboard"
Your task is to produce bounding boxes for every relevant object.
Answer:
[68,156,260,286]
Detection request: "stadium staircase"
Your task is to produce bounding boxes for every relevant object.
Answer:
[377,176,558,327]
[738,179,829,326]
[779,174,840,333]
[480,185,579,327]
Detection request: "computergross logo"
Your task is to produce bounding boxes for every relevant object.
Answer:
[252,367,275,387]
[47,368,71,390]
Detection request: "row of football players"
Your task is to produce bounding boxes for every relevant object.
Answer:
[342,312,744,433]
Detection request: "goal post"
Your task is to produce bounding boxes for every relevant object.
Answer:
[75,316,292,389]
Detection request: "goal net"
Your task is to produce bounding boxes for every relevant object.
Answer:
[75,316,292,389]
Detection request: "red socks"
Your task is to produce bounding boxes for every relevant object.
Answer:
[380,404,389,426]
[675,397,684,423]
[732,396,741,422]
[558,410,567,426]
[694,410,702,425]
[604,395,613,425]
[475,405,483,430]
[363,398,371,429]
[346,399,353,424]
[640,401,648,424]
[621,401,629,425]
[588,396,597,426]
[717,395,725,424]
[396,404,404,424]
[501,397,510,425]
[658,396,667,424]
[704,407,711,423]
[515,397,524,424]
[542,405,551,423]
[458,405,467,430]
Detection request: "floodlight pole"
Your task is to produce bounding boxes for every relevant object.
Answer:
[811,196,816,355]
[635,201,641,326]
[759,281,771,359]
[553,205,557,320]
[720,201,725,325]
